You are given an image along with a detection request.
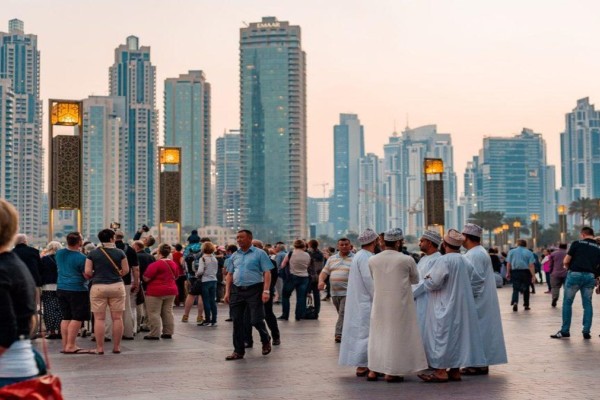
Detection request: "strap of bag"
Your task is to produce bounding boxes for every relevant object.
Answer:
[161,260,177,281]
[99,247,122,276]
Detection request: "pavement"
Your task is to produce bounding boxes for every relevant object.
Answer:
[43,284,600,400]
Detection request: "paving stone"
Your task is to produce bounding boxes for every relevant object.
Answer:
[44,286,600,399]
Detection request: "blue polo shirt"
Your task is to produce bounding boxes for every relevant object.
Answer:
[507,246,535,270]
[226,246,273,287]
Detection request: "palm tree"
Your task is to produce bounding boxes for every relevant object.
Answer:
[568,197,596,225]
[468,211,505,245]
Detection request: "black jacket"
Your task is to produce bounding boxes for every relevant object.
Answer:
[12,243,43,287]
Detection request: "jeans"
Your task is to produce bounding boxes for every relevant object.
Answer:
[281,275,310,319]
[230,283,270,355]
[561,271,596,334]
[0,375,38,388]
[201,281,218,323]
[511,269,531,307]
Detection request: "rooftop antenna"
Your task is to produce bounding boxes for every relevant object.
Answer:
[405,113,410,130]
[392,119,398,137]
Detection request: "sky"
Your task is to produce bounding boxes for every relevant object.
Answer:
[5,0,600,197]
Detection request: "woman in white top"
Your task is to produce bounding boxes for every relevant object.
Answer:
[197,242,219,326]
[279,240,311,320]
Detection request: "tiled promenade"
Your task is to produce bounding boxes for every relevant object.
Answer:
[46,285,599,399]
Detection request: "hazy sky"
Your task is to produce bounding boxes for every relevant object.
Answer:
[5,0,600,197]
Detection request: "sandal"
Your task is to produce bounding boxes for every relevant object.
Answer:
[356,367,369,377]
[418,373,448,383]
[460,367,489,376]
[366,371,379,381]
[384,375,404,383]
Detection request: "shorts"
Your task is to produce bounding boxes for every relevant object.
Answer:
[57,289,91,321]
[188,277,203,296]
[90,282,126,313]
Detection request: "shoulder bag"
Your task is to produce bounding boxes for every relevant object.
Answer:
[98,247,122,277]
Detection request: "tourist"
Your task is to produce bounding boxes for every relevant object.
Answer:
[40,241,63,339]
[506,239,536,311]
[306,239,325,318]
[279,239,310,321]
[143,243,178,340]
[548,243,568,308]
[197,242,219,326]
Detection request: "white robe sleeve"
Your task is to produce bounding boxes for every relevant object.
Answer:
[358,257,374,299]
[464,254,485,298]
[424,257,449,292]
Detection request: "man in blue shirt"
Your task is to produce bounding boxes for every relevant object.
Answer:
[56,232,90,353]
[224,230,273,360]
[506,239,535,312]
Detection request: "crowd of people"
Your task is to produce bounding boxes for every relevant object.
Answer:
[3,192,600,387]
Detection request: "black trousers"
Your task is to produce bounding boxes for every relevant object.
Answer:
[230,283,270,355]
[511,269,531,307]
[245,293,280,344]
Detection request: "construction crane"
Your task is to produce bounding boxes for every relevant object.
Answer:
[313,182,330,198]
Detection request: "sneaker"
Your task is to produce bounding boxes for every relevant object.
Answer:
[181,315,189,323]
[551,299,557,308]
[196,317,204,325]
[210,323,217,327]
[524,306,531,310]
[583,333,591,339]
[512,303,518,312]
[200,322,211,326]
[550,331,570,339]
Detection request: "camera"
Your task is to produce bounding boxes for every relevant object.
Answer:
[142,224,150,232]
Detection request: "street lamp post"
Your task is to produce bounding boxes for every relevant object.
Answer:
[502,223,509,250]
[513,220,521,242]
[423,158,445,236]
[530,214,539,250]
[558,205,567,243]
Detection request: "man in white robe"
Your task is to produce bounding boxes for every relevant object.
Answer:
[367,228,428,382]
[418,229,487,383]
[412,230,442,342]
[339,229,378,377]
[462,224,508,375]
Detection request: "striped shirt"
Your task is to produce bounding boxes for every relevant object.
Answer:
[321,252,353,296]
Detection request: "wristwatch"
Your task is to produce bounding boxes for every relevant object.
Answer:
[263,290,270,294]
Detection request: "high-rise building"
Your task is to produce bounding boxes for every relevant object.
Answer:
[358,153,385,233]
[560,97,600,201]
[239,17,307,243]
[215,130,241,231]
[470,128,553,225]
[383,125,457,237]
[0,79,14,200]
[333,113,364,235]
[109,36,157,237]
[81,96,128,240]
[164,70,211,228]
[0,19,42,238]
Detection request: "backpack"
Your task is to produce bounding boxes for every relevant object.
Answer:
[185,248,202,275]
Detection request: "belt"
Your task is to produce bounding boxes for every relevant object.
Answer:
[234,283,262,290]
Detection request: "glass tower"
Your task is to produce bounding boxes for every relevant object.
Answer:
[109,36,157,237]
[240,17,307,243]
[560,97,600,201]
[333,113,364,235]
[81,96,128,240]
[164,71,211,229]
[215,130,241,231]
[0,19,42,239]
[0,79,14,201]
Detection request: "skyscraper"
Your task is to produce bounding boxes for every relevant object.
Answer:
[164,70,211,228]
[560,97,600,201]
[109,36,157,236]
[215,130,241,231]
[239,17,307,243]
[0,19,42,238]
[81,96,128,239]
[470,128,553,225]
[333,113,364,235]
[358,153,385,233]
[383,125,457,237]
[0,79,14,200]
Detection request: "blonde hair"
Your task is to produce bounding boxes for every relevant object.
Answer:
[45,241,63,255]
[0,199,19,248]
[202,242,215,254]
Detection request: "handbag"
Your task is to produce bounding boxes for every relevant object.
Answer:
[0,335,63,399]
[135,286,146,305]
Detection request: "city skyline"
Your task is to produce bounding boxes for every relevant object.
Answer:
[6,1,600,198]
